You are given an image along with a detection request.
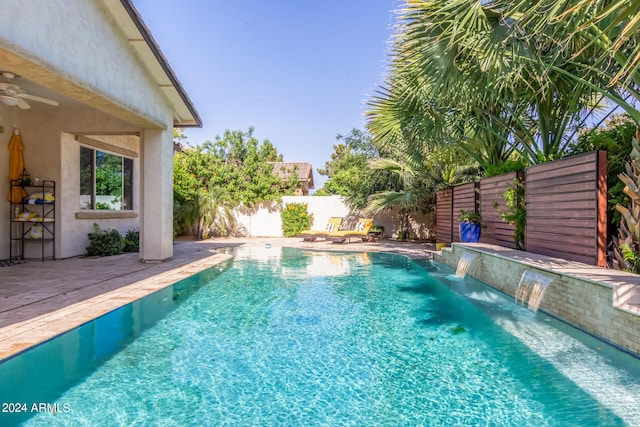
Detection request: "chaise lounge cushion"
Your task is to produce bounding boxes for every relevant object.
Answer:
[328,218,374,243]
[297,217,343,241]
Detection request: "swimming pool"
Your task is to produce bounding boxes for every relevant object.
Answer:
[1,247,639,425]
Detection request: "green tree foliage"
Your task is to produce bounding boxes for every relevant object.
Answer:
[365,143,479,238]
[173,127,298,238]
[315,129,393,210]
[361,0,639,259]
[194,184,236,240]
[507,0,640,122]
[95,152,123,197]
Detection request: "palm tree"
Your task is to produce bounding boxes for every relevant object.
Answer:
[380,0,609,165]
[197,185,237,239]
[367,64,521,173]
[365,144,478,238]
[504,0,640,91]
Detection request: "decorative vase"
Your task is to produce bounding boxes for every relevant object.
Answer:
[459,221,481,243]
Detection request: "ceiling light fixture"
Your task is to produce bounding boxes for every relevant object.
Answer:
[0,94,18,107]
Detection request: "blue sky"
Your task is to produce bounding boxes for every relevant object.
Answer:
[132,0,399,191]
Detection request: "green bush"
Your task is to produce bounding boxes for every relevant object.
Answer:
[484,159,526,178]
[86,223,123,256]
[281,203,313,237]
[370,224,385,236]
[122,229,140,252]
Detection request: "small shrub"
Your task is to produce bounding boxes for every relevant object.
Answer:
[86,223,123,256]
[458,210,481,223]
[370,224,385,236]
[281,203,313,237]
[122,229,140,252]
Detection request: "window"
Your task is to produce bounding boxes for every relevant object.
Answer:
[80,146,133,210]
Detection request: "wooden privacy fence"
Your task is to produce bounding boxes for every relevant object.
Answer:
[435,150,607,266]
[436,184,479,244]
[452,183,478,242]
[525,151,607,266]
[479,172,520,249]
[436,189,453,245]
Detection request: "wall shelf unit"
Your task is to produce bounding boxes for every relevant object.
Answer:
[9,180,56,261]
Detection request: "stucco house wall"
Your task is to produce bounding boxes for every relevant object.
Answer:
[0,0,200,261]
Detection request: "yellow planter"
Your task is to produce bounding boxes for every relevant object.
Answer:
[436,243,447,251]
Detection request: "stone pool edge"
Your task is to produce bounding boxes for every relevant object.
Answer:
[0,252,232,362]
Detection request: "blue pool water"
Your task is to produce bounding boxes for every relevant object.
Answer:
[1,247,640,425]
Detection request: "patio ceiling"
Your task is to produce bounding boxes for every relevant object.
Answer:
[0,46,160,128]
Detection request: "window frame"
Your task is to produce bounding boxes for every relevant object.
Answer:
[80,145,134,211]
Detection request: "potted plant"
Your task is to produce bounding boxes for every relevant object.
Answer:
[458,210,481,243]
[370,224,385,238]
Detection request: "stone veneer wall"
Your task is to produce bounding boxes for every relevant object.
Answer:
[434,243,640,356]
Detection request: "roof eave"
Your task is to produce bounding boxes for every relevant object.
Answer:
[113,0,203,128]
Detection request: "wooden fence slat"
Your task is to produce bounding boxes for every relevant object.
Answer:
[526,152,597,175]
[527,190,596,202]
[527,165,598,182]
[525,200,598,211]
[526,208,596,219]
[526,238,596,257]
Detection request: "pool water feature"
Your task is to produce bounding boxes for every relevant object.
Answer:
[455,251,477,278]
[1,248,639,426]
[515,270,555,312]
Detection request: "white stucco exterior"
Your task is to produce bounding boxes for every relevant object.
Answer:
[232,195,434,240]
[0,0,201,261]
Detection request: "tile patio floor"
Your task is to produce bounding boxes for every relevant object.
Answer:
[0,237,433,361]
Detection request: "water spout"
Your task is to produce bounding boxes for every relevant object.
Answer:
[515,270,554,312]
[456,252,478,278]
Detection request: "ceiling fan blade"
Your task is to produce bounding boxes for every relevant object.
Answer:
[15,97,31,109]
[0,82,20,93]
[18,93,59,106]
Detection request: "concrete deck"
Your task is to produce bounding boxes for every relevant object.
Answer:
[0,237,433,362]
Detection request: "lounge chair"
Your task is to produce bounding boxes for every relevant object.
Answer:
[297,217,343,241]
[328,218,374,244]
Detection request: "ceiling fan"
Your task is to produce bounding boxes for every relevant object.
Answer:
[0,72,59,109]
